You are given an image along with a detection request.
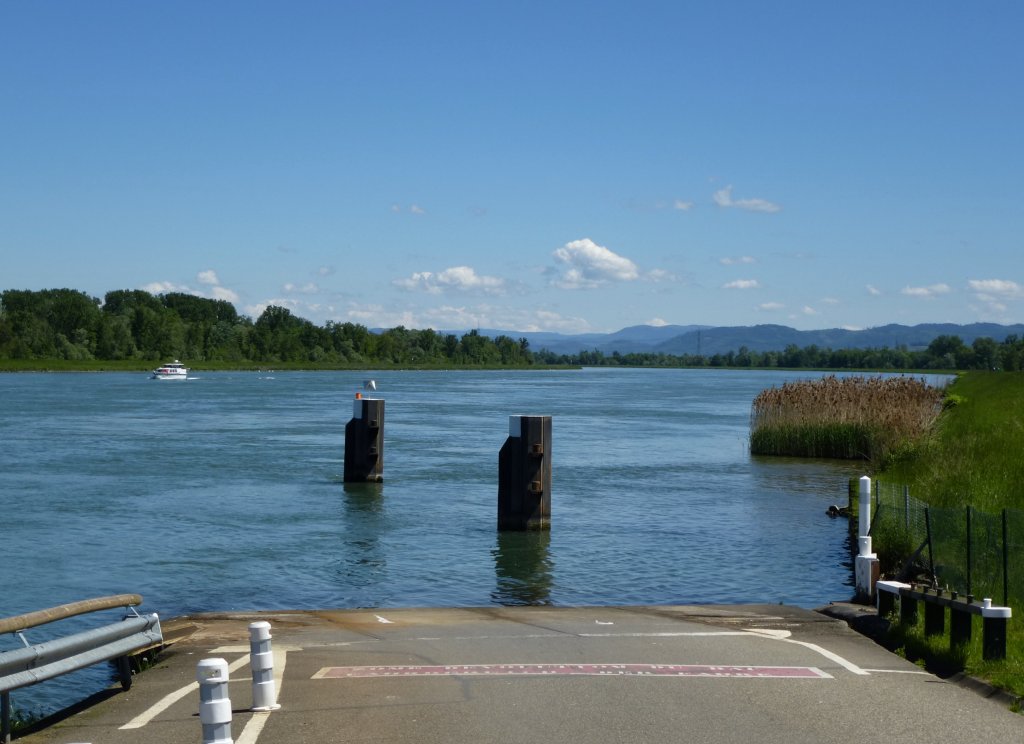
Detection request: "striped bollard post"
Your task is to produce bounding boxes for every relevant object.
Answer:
[249,621,281,711]
[197,658,233,744]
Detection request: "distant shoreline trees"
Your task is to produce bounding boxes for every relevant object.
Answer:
[1,288,1022,371]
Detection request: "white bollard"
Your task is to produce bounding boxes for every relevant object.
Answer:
[249,621,281,711]
[858,475,871,544]
[855,476,879,601]
[197,658,233,744]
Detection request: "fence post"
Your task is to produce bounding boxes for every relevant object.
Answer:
[1003,509,1009,609]
[966,506,973,597]
[925,507,935,581]
[903,485,910,530]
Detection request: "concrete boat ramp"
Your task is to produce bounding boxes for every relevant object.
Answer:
[14,604,1022,743]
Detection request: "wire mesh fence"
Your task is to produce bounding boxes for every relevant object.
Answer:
[867,480,1022,607]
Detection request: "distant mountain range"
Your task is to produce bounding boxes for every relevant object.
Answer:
[447,323,1024,356]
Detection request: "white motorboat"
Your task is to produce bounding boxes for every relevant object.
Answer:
[151,360,188,380]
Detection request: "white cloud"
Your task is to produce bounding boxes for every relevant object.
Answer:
[210,286,240,303]
[394,266,506,295]
[801,305,819,315]
[901,283,952,298]
[648,317,669,326]
[317,266,335,277]
[723,279,760,290]
[141,281,189,294]
[712,185,781,213]
[552,238,639,289]
[390,204,426,215]
[968,279,1023,299]
[821,297,840,305]
[144,272,239,305]
[338,302,592,334]
[283,282,320,295]
[758,302,785,311]
[866,284,882,296]
[720,256,756,265]
[673,200,695,211]
[645,268,676,282]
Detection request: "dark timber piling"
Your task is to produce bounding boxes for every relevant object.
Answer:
[498,415,551,531]
[344,394,384,483]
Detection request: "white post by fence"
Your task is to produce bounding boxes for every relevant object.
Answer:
[249,621,281,711]
[197,658,233,744]
[858,475,871,544]
[855,475,879,602]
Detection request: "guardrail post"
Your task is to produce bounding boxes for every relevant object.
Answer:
[949,598,972,649]
[981,599,1012,661]
[198,658,233,744]
[899,591,918,626]
[249,622,280,711]
[924,600,945,636]
[2,690,10,744]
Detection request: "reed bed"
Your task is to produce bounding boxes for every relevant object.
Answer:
[750,375,945,461]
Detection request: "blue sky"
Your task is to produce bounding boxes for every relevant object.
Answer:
[2,2,1022,334]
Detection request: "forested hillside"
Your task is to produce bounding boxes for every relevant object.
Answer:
[2,288,1023,370]
[0,289,533,366]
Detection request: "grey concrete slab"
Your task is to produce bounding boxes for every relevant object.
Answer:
[12,605,1021,744]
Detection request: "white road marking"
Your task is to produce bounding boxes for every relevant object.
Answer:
[236,646,289,744]
[119,654,251,730]
[774,637,870,676]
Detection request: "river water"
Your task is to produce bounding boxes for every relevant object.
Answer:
[2,367,869,716]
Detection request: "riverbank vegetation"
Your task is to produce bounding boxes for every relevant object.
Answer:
[749,375,945,463]
[874,373,1024,700]
[749,370,1024,700]
[4,288,1024,371]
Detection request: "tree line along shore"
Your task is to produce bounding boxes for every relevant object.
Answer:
[3,287,1024,371]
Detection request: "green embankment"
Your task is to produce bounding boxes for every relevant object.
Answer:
[881,372,1024,512]
[877,372,1024,701]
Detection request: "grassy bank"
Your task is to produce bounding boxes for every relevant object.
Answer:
[881,372,1024,511]
[875,372,1024,701]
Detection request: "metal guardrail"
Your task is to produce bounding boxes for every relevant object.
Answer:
[0,595,162,743]
[876,580,1012,661]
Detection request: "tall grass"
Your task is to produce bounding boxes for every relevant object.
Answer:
[882,372,1024,512]
[750,375,945,462]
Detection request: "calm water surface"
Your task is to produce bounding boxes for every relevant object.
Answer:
[2,367,866,714]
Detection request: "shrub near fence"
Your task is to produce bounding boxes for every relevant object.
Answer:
[867,480,1023,608]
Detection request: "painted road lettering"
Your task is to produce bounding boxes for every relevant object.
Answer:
[313,663,832,679]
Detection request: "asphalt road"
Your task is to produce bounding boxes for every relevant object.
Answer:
[14,604,1022,743]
